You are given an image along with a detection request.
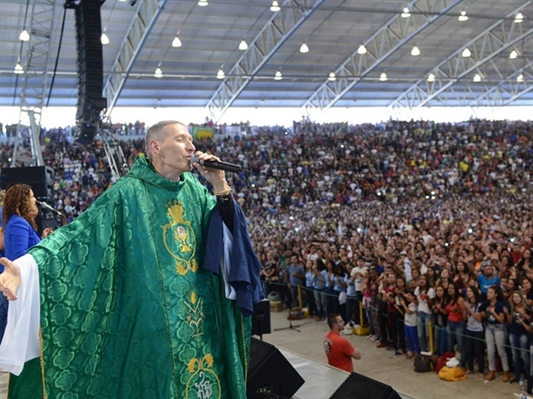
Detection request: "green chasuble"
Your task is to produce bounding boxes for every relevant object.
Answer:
[8,157,251,399]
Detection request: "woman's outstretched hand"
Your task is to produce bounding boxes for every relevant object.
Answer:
[0,257,21,300]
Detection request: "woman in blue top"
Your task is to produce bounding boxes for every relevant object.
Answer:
[344,261,357,325]
[332,262,347,318]
[2,184,52,260]
[324,259,336,318]
[0,184,52,344]
[313,258,327,321]
[304,259,317,318]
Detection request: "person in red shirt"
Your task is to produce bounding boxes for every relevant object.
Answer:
[324,314,362,372]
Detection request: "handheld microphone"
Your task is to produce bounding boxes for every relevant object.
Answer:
[191,155,245,173]
[37,201,62,215]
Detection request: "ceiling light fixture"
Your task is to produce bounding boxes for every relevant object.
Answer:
[473,73,482,82]
[274,70,282,80]
[516,73,524,82]
[379,72,388,81]
[19,0,31,42]
[101,32,110,45]
[462,48,471,58]
[509,50,518,59]
[270,1,280,12]
[198,0,208,6]
[427,73,435,82]
[458,11,468,22]
[154,67,163,78]
[19,29,30,42]
[411,46,420,56]
[300,43,309,53]
[401,7,411,18]
[172,36,182,47]
[328,72,336,81]
[217,69,225,79]
[239,40,248,50]
[357,44,367,55]
[514,12,524,23]
[14,61,24,74]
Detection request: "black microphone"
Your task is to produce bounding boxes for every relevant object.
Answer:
[37,201,62,215]
[191,155,245,173]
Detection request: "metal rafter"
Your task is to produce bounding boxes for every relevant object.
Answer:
[389,1,532,111]
[472,65,533,107]
[103,0,168,118]
[12,0,57,167]
[444,57,533,107]
[206,0,326,123]
[302,0,464,119]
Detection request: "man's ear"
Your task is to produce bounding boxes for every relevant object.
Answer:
[149,140,159,155]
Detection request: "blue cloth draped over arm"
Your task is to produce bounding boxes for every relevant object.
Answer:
[203,199,264,316]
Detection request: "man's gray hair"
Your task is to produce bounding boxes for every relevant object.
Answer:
[144,120,187,159]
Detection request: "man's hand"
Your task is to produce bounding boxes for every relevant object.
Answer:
[0,257,21,300]
[42,227,54,238]
[192,151,228,191]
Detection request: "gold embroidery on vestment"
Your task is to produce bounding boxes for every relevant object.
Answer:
[185,290,205,342]
[162,201,198,275]
[185,354,221,399]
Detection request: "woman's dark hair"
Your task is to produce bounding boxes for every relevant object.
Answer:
[467,285,481,303]
[501,254,514,267]
[446,282,460,305]
[2,183,37,230]
[326,259,336,270]
[335,262,346,276]
[507,278,518,290]
[434,284,448,304]
[396,275,406,287]
[316,258,326,272]
[521,277,532,291]
[488,284,504,302]
[418,273,431,292]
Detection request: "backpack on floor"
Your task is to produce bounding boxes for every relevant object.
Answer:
[438,366,466,381]
[414,354,432,372]
[435,351,456,373]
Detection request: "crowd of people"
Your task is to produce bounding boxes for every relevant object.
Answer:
[1,117,532,387]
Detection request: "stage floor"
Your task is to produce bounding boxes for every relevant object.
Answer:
[280,349,412,399]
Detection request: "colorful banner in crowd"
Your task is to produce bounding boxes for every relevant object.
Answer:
[191,126,214,139]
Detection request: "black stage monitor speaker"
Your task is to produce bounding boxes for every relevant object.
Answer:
[1,166,55,201]
[252,299,271,337]
[329,372,402,399]
[247,338,304,399]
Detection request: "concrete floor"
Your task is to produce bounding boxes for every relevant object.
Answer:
[0,308,528,398]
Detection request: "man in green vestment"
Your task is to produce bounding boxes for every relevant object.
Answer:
[0,121,262,399]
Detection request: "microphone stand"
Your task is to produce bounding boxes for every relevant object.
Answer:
[274,304,303,333]
[274,286,309,333]
[36,201,66,235]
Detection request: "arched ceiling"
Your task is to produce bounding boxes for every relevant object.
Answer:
[0,0,531,122]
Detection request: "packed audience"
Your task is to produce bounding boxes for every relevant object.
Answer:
[1,118,532,385]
